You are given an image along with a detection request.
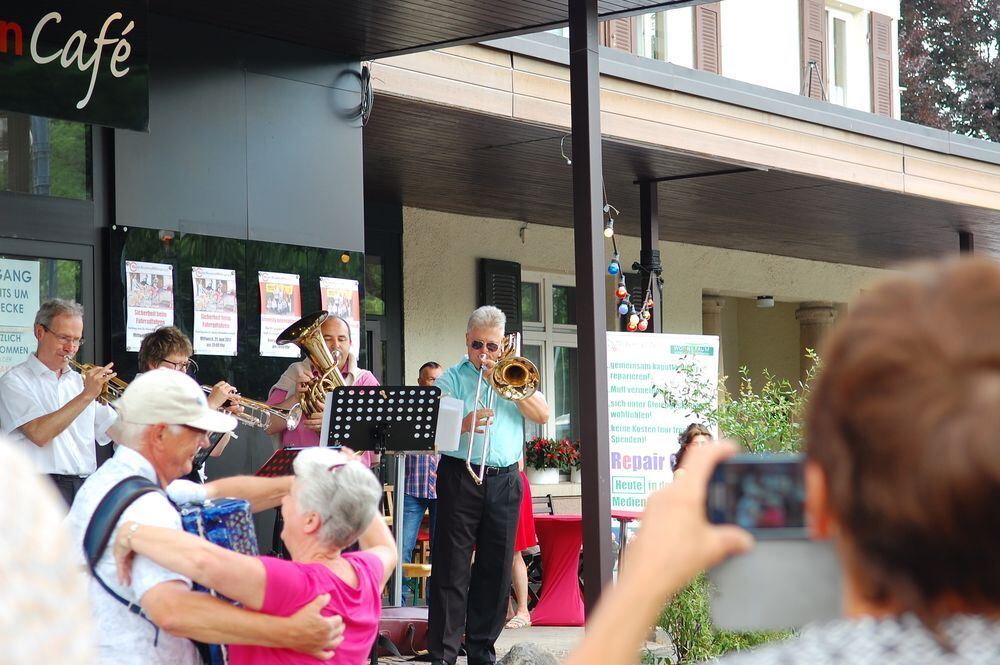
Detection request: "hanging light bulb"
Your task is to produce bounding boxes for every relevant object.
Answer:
[615,284,628,299]
[626,319,638,331]
[607,257,621,276]
[646,298,655,309]
[642,310,651,321]
[628,311,640,327]
[617,300,630,316]
[637,319,649,331]
[603,218,615,238]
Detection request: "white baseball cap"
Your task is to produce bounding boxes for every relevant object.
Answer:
[113,368,238,433]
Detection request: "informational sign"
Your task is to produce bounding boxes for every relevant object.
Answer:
[319,276,361,359]
[0,258,40,376]
[125,260,174,352]
[606,332,719,511]
[259,271,301,358]
[192,267,238,356]
[0,2,149,130]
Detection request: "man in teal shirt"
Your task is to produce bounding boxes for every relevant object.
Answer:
[427,306,549,665]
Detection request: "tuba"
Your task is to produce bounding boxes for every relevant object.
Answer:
[66,357,129,405]
[276,311,345,416]
[468,332,540,484]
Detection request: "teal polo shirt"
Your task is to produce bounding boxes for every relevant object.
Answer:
[436,356,524,467]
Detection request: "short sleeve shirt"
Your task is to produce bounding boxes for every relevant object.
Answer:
[228,552,384,665]
[434,357,525,468]
[65,446,199,665]
[0,354,116,475]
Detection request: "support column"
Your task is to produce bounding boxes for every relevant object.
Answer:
[795,302,837,381]
[569,0,613,615]
[636,181,663,331]
[702,295,724,380]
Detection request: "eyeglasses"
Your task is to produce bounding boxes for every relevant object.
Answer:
[470,340,500,353]
[40,324,85,348]
[159,357,199,375]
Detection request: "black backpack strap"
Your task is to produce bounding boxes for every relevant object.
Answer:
[83,475,165,631]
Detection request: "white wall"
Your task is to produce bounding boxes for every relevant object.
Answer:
[402,207,892,382]
[719,0,801,95]
[664,7,695,69]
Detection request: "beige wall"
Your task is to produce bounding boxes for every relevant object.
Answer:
[402,207,892,381]
[719,297,802,396]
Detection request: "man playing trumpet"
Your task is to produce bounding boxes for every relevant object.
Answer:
[0,299,117,507]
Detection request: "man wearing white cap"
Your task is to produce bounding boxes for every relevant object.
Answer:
[66,368,344,665]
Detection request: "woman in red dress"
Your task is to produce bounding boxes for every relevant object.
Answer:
[506,459,537,629]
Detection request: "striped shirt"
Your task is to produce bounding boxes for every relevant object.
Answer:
[404,453,438,499]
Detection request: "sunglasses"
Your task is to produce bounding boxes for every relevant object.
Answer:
[470,340,500,353]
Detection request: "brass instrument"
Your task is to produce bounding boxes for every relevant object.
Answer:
[468,332,540,484]
[65,356,129,405]
[200,386,303,431]
[276,311,345,416]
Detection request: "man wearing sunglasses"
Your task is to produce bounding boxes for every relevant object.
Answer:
[427,306,549,665]
[0,299,118,507]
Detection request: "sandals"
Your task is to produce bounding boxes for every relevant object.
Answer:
[504,615,531,630]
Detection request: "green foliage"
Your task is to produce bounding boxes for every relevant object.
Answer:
[654,351,820,454]
[48,119,89,200]
[655,575,794,663]
[524,436,579,472]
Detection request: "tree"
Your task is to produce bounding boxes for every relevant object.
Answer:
[899,0,1000,141]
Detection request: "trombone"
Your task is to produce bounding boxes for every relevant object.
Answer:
[468,332,540,485]
[65,356,129,405]
[200,387,303,431]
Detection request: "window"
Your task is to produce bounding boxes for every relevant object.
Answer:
[635,12,667,61]
[0,112,91,200]
[827,9,851,106]
[521,272,579,441]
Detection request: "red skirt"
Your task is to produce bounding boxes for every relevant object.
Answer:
[514,470,538,551]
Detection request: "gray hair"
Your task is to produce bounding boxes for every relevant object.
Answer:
[467,305,505,333]
[108,420,185,451]
[35,299,85,328]
[292,448,382,549]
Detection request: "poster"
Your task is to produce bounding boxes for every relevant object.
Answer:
[259,271,301,357]
[606,332,719,512]
[319,277,361,359]
[125,261,174,352]
[0,258,40,376]
[192,267,238,356]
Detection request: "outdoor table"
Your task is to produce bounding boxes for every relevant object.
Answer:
[611,509,643,575]
[530,514,585,626]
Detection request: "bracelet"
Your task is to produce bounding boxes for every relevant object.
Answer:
[126,522,140,549]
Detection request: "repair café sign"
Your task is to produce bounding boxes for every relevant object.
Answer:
[0,1,148,131]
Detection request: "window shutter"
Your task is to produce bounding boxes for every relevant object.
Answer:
[869,12,893,117]
[800,0,827,99]
[478,258,522,335]
[693,3,721,75]
[599,18,634,53]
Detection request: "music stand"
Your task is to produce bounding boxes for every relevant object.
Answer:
[254,447,305,477]
[320,386,440,454]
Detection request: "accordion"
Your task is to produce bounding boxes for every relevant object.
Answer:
[179,498,259,665]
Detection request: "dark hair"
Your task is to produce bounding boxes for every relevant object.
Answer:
[807,258,1000,627]
[418,361,441,375]
[673,423,712,471]
[138,326,192,371]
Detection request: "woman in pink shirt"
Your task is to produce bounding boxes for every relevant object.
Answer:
[112,447,396,664]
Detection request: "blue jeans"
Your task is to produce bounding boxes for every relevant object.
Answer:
[402,493,437,605]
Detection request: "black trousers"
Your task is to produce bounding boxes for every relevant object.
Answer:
[48,473,86,508]
[428,455,522,665]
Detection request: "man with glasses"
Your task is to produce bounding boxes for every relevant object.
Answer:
[0,299,117,506]
[428,306,549,665]
[137,326,241,481]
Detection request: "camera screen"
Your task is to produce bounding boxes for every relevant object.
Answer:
[708,459,806,531]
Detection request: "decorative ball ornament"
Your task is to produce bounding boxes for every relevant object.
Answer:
[617,301,630,316]
[637,319,649,331]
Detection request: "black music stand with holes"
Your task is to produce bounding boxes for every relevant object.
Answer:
[320,385,440,454]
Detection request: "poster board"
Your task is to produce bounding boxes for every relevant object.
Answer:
[606,332,719,511]
[0,258,40,375]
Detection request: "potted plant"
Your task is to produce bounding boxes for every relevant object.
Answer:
[569,440,582,483]
[525,436,577,484]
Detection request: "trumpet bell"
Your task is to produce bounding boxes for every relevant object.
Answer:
[490,356,539,401]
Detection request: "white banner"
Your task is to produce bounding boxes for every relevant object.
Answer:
[319,276,361,359]
[0,258,40,376]
[259,271,301,358]
[606,332,719,511]
[125,261,174,352]
[192,267,238,356]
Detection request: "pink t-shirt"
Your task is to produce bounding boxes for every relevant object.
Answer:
[228,553,384,665]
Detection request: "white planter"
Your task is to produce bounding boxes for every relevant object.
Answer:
[570,467,582,483]
[526,466,560,485]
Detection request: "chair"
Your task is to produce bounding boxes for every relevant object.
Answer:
[523,493,552,610]
[532,493,554,515]
[381,484,394,527]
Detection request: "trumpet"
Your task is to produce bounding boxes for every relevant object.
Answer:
[65,356,129,405]
[200,386,303,431]
[468,332,540,485]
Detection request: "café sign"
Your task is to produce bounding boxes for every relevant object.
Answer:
[0,1,148,131]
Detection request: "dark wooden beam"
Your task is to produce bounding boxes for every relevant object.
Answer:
[636,180,663,332]
[569,0,613,615]
[633,167,756,184]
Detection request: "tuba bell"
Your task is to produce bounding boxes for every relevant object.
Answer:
[276,311,345,416]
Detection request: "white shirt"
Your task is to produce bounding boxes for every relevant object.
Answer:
[0,354,116,475]
[65,446,199,665]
